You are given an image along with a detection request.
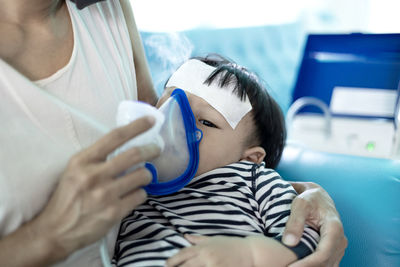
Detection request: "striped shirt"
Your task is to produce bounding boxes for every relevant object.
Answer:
[113,161,319,266]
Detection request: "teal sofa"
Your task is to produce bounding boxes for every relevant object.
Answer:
[278,145,400,267]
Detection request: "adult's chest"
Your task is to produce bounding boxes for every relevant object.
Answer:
[0,5,73,81]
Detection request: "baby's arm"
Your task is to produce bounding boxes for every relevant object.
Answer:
[166,234,297,267]
[246,234,297,266]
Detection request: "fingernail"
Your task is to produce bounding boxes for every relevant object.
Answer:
[283,234,297,246]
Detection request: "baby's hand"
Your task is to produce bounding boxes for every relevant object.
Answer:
[165,234,253,267]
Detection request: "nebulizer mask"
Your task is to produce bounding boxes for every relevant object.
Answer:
[112,88,203,195]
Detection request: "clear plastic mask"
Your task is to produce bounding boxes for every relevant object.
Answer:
[112,89,202,195]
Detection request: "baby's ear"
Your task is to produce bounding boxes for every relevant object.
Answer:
[241,146,266,164]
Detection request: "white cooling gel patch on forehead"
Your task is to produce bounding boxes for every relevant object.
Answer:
[166,59,252,129]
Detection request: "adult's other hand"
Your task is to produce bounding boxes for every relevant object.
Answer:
[283,182,348,267]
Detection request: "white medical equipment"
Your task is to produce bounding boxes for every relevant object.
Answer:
[286,90,398,159]
[286,33,400,159]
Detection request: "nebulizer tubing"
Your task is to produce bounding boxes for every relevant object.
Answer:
[285,97,332,143]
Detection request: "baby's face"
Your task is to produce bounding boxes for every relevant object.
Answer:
[157,87,255,177]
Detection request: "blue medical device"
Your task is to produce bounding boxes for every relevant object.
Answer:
[292,33,400,118]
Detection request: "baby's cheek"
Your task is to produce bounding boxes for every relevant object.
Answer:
[195,145,218,176]
[196,131,242,175]
[196,149,227,176]
[195,145,211,176]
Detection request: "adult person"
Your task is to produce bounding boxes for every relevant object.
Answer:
[0,0,159,266]
[0,0,346,266]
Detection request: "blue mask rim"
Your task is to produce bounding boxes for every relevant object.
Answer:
[144,88,202,195]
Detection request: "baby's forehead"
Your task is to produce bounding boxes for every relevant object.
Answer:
[166,59,252,129]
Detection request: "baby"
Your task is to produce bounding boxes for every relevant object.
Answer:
[113,54,319,267]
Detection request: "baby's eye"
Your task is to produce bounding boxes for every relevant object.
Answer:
[199,119,217,128]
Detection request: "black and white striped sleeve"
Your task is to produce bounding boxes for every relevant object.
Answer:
[254,164,320,259]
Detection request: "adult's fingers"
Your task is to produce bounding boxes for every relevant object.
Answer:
[115,188,149,219]
[108,167,152,198]
[101,143,160,178]
[289,182,307,195]
[288,236,332,267]
[288,254,324,267]
[80,116,155,162]
[282,196,309,246]
[290,182,319,195]
[88,168,152,217]
[289,219,347,267]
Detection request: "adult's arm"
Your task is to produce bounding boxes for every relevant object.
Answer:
[284,182,348,267]
[0,117,159,266]
[120,0,159,106]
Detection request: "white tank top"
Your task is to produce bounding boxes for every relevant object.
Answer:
[0,1,136,266]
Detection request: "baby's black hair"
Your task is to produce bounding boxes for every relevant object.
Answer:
[193,54,286,169]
